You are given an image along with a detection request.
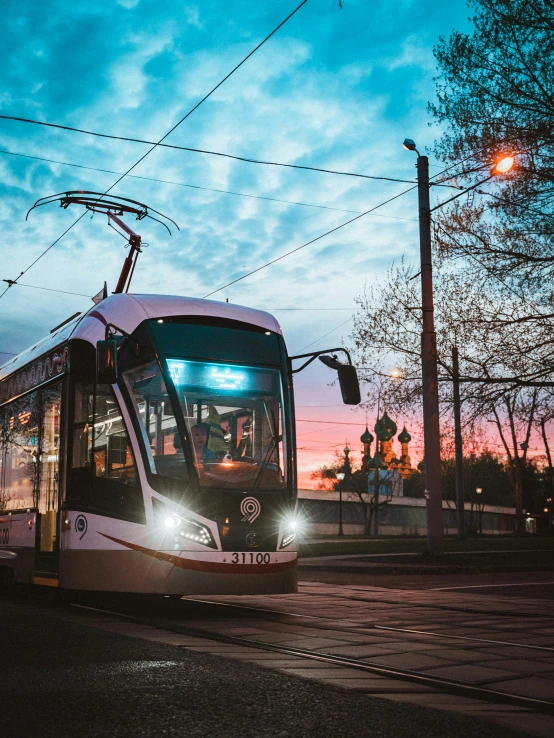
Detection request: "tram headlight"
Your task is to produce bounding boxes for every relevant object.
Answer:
[155,501,217,549]
[279,517,302,549]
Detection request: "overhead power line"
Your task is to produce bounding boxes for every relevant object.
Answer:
[1,281,91,298]
[2,280,360,309]
[297,419,361,425]
[0,148,370,216]
[201,153,505,306]
[0,0,310,302]
[0,147,421,221]
[294,317,354,354]
[0,114,428,187]
[203,184,417,299]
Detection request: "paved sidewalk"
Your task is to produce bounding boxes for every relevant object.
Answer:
[59,581,554,736]
[171,582,554,736]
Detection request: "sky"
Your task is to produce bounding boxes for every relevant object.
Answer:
[0,0,474,486]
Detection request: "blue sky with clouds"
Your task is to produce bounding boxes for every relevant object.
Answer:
[0,0,472,483]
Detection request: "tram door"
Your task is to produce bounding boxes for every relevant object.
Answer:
[35,384,62,580]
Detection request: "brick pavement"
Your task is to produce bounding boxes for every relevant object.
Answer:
[175,582,554,736]
[68,582,554,737]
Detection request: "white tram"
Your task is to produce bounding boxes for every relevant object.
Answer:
[0,294,359,596]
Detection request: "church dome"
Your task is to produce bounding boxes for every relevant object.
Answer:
[367,451,383,469]
[375,412,397,437]
[398,426,411,443]
[377,426,393,442]
[361,427,374,444]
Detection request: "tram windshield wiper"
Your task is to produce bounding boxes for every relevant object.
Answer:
[250,406,280,493]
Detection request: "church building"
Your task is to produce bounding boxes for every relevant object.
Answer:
[360,412,414,479]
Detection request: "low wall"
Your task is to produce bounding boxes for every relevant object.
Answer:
[297,490,516,537]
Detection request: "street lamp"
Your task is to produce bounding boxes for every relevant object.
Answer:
[476,487,483,534]
[336,472,345,537]
[491,156,515,175]
[403,139,515,555]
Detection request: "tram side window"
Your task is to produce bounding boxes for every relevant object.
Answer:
[0,392,40,511]
[68,382,142,521]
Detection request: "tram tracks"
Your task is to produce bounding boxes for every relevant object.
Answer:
[68,599,554,718]
[183,597,554,654]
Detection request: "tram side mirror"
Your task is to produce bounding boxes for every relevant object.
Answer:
[97,339,119,384]
[337,364,361,405]
[319,355,361,405]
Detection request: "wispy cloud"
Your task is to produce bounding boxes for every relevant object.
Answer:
[0,0,471,482]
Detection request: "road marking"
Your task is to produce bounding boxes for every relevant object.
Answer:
[428,581,554,591]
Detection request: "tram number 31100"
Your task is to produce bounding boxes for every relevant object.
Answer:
[231,552,271,564]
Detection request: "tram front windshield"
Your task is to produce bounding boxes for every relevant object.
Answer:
[123,357,286,490]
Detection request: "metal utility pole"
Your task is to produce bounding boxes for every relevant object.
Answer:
[374,470,380,538]
[452,346,465,538]
[339,480,344,536]
[416,154,444,555]
[401,141,515,553]
[336,471,345,536]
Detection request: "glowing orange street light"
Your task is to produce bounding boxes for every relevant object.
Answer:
[491,156,515,176]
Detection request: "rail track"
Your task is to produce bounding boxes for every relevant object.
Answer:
[67,596,554,718]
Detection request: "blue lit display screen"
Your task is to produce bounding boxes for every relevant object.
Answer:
[166,359,277,395]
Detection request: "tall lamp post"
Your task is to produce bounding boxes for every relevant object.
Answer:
[476,487,483,534]
[336,472,345,536]
[402,139,514,556]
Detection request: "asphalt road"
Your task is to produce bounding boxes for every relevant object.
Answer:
[299,569,554,598]
[0,595,538,738]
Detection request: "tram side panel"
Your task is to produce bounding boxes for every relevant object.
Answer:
[0,511,36,585]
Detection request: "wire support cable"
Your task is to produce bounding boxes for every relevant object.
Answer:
[0,148,370,216]
[203,185,417,299]
[0,0,310,303]
[0,114,450,188]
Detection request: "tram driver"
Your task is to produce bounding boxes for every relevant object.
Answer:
[191,423,218,463]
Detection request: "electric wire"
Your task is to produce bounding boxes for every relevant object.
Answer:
[1,281,92,298]
[202,155,478,301]
[0,148,417,220]
[0,114,446,188]
[297,419,362,424]
[0,0,310,302]
[294,317,354,354]
[203,185,417,299]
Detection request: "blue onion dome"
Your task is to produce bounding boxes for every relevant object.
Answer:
[377,426,393,442]
[374,412,397,437]
[398,426,411,444]
[361,426,374,444]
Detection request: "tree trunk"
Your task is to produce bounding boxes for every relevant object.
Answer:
[364,502,372,537]
[505,397,526,534]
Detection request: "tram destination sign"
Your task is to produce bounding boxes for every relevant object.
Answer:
[0,344,70,407]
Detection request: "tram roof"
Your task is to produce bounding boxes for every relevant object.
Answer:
[0,294,282,379]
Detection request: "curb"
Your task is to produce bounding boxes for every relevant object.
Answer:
[297,563,554,575]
